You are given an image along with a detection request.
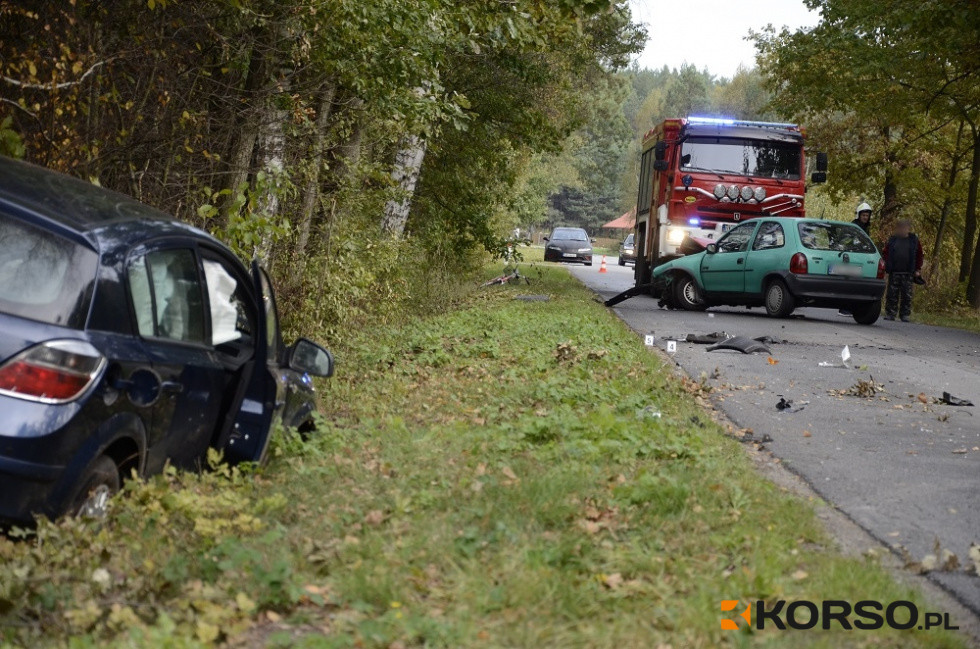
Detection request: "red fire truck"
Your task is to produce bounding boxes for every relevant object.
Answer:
[629,116,827,289]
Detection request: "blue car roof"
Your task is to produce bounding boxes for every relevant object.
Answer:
[0,156,211,254]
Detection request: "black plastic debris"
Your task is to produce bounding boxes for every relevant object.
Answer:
[706,335,771,355]
[685,331,731,344]
[753,335,785,345]
[941,392,974,407]
[776,397,807,413]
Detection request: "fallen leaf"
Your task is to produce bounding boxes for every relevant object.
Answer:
[968,543,980,576]
[952,448,968,454]
[803,430,812,438]
[917,393,929,404]
[501,466,518,481]
[601,572,624,589]
[791,570,808,581]
[364,510,385,526]
[767,356,779,365]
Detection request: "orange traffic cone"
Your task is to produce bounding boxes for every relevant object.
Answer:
[599,256,608,273]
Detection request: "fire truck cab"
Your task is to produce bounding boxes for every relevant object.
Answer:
[633,116,826,287]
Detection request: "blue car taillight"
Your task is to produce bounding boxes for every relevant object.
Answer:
[0,340,106,404]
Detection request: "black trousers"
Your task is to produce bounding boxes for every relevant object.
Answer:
[885,272,914,318]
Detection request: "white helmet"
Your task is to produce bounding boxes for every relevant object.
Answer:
[855,202,873,215]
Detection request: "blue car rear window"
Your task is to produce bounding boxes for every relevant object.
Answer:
[0,216,98,328]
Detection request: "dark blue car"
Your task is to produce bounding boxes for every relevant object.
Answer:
[0,156,334,524]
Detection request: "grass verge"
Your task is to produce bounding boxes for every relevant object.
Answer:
[0,265,968,649]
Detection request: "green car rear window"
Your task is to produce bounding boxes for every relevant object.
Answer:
[798,222,876,254]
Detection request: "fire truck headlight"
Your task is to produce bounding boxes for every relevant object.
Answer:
[667,228,686,245]
[727,185,740,200]
[740,185,754,201]
[713,184,726,199]
[754,186,767,201]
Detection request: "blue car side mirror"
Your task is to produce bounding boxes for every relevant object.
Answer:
[288,338,334,377]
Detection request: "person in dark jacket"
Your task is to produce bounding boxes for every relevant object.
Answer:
[853,202,873,234]
[881,219,924,322]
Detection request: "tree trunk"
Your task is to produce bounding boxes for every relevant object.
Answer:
[382,134,427,236]
[933,121,965,261]
[223,45,264,224]
[293,83,337,263]
[879,126,902,234]
[959,125,980,285]
[254,100,286,261]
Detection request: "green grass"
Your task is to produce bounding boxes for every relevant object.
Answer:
[915,309,980,334]
[0,266,969,649]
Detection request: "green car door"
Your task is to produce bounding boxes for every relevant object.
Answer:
[699,221,758,293]
[743,221,791,295]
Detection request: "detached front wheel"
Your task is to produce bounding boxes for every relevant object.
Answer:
[673,275,707,311]
[764,280,796,318]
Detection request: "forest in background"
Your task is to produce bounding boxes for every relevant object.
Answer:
[2,0,980,321]
[0,0,643,340]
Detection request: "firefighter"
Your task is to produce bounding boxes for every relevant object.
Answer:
[852,202,872,234]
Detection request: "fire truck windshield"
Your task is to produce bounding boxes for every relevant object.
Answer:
[680,137,801,180]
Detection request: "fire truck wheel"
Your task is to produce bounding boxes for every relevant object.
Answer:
[673,275,707,311]
[764,279,796,318]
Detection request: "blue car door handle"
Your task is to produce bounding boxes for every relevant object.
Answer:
[161,381,184,394]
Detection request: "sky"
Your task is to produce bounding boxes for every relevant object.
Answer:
[626,0,820,78]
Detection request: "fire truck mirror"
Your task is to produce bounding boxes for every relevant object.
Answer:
[654,140,667,161]
[811,171,827,184]
[815,151,828,172]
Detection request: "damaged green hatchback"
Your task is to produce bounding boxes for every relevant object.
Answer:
[652,217,886,325]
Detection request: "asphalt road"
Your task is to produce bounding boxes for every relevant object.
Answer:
[568,256,980,615]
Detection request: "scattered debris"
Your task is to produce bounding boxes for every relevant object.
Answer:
[767,356,779,365]
[829,376,885,398]
[970,543,980,577]
[587,349,609,360]
[775,397,808,413]
[951,448,968,454]
[941,392,974,407]
[513,294,550,301]
[685,331,730,344]
[707,336,771,355]
[636,406,662,420]
[819,345,852,368]
[753,335,785,345]
[899,539,963,575]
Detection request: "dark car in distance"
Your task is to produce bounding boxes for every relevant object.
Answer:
[618,233,635,266]
[544,227,594,266]
[0,155,334,524]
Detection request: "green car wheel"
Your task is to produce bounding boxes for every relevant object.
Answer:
[673,275,707,311]
[764,279,795,318]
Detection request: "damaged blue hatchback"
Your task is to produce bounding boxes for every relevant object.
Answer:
[0,156,333,524]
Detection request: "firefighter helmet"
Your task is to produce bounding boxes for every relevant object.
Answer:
[855,202,873,215]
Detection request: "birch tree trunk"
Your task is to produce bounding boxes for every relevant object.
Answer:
[294,83,337,263]
[254,99,286,261]
[382,134,427,236]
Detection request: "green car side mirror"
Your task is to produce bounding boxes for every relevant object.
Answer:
[705,243,718,254]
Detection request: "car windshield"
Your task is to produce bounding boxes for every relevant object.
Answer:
[551,229,588,241]
[0,215,98,328]
[798,222,876,253]
[624,234,634,246]
[680,137,802,180]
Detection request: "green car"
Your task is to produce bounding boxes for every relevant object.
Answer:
[652,217,886,325]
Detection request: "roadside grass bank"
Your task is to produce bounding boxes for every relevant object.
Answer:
[0,266,967,649]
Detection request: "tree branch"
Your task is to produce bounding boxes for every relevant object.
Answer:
[2,59,109,91]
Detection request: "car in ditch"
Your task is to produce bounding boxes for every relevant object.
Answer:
[651,217,886,324]
[543,227,594,266]
[0,156,334,524]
